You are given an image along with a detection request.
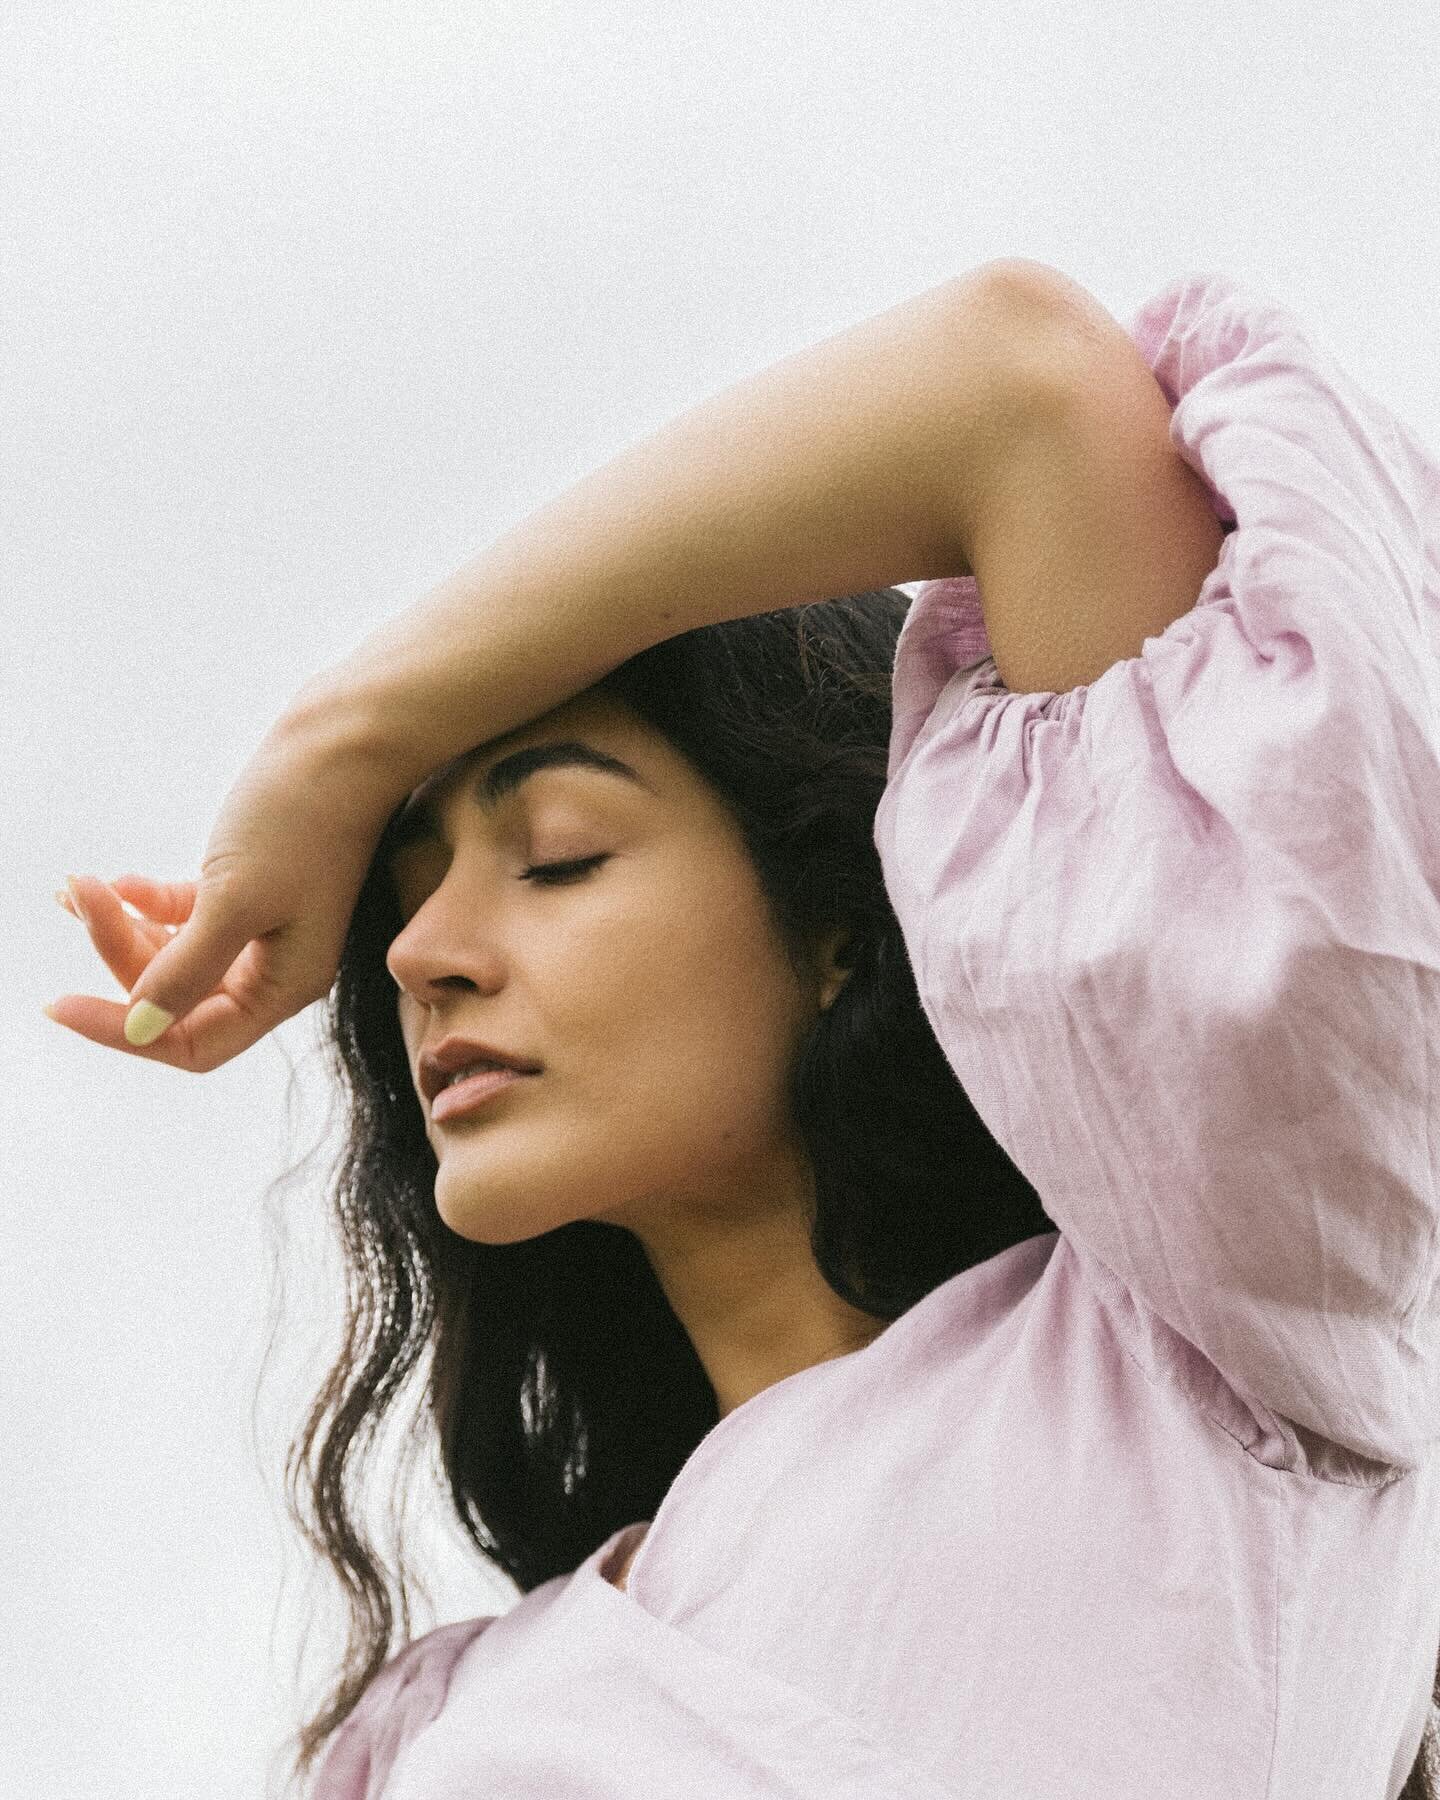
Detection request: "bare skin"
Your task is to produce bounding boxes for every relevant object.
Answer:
[384,686,889,1444]
[607,1540,641,1593]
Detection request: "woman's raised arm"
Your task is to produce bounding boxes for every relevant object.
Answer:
[46,259,1110,1067]
[282,257,1085,793]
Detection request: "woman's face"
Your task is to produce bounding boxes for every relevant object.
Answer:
[384,690,849,1249]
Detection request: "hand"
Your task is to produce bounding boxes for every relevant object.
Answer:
[45,715,405,1071]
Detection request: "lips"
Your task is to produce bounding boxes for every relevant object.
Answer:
[430,1065,534,1123]
[419,1035,542,1104]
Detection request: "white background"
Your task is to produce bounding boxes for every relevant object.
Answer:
[6,2,1439,1796]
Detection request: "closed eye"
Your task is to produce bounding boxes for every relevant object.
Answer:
[521,855,610,886]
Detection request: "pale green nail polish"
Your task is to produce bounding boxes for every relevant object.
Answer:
[124,999,174,1046]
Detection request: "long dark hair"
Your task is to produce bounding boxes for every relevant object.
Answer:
[268,587,1437,1797]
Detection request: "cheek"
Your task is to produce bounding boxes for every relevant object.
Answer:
[396,990,421,1043]
[422,879,809,1239]
[393,996,419,1070]
[575,889,801,1129]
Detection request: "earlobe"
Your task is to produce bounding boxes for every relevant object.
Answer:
[819,970,851,1012]
[816,929,858,1011]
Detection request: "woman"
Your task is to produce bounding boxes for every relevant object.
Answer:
[49,260,1440,1795]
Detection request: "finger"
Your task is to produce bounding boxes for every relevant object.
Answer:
[120,881,281,1049]
[108,873,198,925]
[57,876,170,935]
[56,884,160,939]
[63,875,173,993]
[42,992,188,1063]
[42,989,247,1073]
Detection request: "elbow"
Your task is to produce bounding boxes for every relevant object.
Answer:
[960,258,1129,393]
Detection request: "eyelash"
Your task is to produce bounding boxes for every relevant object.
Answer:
[520,855,610,886]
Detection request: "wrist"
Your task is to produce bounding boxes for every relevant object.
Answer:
[269,673,419,821]
[278,532,658,800]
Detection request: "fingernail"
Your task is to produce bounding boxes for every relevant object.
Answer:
[124,999,174,1046]
[65,875,88,920]
[55,888,76,915]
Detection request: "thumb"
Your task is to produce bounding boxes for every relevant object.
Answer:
[121,882,266,1047]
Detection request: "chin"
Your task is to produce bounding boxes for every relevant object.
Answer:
[432,1178,580,1247]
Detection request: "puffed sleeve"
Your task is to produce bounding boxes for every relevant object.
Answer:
[309,1617,494,1800]
[873,271,1440,1470]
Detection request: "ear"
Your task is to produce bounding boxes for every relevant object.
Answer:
[813,924,857,1013]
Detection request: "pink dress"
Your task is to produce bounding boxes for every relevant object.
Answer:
[312,273,1440,1798]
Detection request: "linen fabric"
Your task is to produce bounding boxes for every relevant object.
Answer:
[311,271,1440,1799]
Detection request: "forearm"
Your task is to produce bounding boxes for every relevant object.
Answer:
[288,260,1060,795]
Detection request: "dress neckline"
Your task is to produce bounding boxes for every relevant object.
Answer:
[593,1322,902,1601]
[591,1238,1058,1602]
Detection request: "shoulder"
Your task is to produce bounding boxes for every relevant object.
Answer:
[311,1617,497,1799]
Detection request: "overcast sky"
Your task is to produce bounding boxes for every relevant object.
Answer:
[7,2,1439,1796]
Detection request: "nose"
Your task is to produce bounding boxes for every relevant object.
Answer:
[385,883,503,1002]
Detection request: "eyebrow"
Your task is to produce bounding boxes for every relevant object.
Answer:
[386,739,651,850]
